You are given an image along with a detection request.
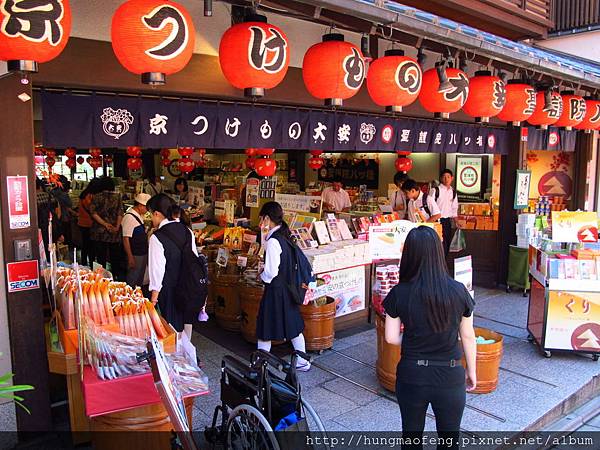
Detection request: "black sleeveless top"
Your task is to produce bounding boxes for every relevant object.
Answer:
[154,221,189,288]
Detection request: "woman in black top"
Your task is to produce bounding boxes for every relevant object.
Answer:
[383,226,476,450]
[255,202,310,371]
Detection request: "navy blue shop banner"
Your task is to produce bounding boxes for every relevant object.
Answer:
[41,91,550,154]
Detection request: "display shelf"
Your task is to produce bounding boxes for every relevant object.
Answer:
[530,266,600,293]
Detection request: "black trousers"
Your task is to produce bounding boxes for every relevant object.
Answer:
[79,226,94,267]
[94,241,126,281]
[440,218,453,256]
[396,381,466,450]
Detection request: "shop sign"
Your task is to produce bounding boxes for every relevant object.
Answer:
[514,170,532,210]
[7,260,39,293]
[369,220,416,260]
[454,256,474,298]
[527,126,577,152]
[6,176,30,230]
[245,178,260,208]
[275,193,322,214]
[551,211,598,243]
[545,290,600,352]
[456,156,482,195]
[306,266,366,317]
[318,158,379,189]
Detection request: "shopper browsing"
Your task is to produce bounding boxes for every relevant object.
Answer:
[77,179,101,267]
[402,179,442,223]
[383,226,477,450]
[145,176,164,196]
[390,172,409,219]
[321,179,351,213]
[122,193,151,290]
[173,177,189,204]
[432,169,459,256]
[256,201,311,371]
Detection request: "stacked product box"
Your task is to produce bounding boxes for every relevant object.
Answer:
[302,240,371,274]
[516,214,536,248]
[372,265,400,315]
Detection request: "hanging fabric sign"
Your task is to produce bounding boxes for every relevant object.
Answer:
[526,127,577,152]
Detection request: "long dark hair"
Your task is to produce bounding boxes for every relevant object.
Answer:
[147,193,180,221]
[174,177,188,193]
[79,178,102,199]
[399,226,459,333]
[259,201,291,239]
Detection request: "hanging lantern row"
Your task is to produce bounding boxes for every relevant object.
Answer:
[89,157,103,170]
[127,157,142,171]
[178,157,195,173]
[308,157,324,170]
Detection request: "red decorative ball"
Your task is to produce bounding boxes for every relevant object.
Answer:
[89,147,102,158]
[575,99,600,131]
[419,67,469,116]
[126,146,142,157]
[45,149,56,158]
[65,158,76,169]
[245,148,257,157]
[160,148,171,159]
[309,150,324,157]
[65,148,77,159]
[195,158,206,168]
[45,156,56,168]
[462,71,506,121]
[178,157,195,173]
[254,158,277,177]
[76,156,85,165]
[555,92,586,130]
[34,148,44,157]
[395,156,412,173]
[195,148,206,157]
[245,158,256,170]
[308,157,324,170]
[396,150,411,156]
[126,157,142,171]
[178,147,193,157]
[161,158,171,167]
[89,157,103,170]
[254,148,275,156]
[104,155,113,165]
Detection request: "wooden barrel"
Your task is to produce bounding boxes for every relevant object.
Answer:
[214,274,242,332]
[375,313,401,392]
[90,398,193,450]
[205,262,217,314]
[300,298,336,351]
[239,284,264,344]
[464,327,503,394]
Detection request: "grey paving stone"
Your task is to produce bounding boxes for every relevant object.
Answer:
[332,342,379,366]
[314,352,369,376]
[332,397,402,431]
[322,419,351,431]
[321,376,381,406]
[576,424,600,432]
[474,317,530,341]
[192,404,213,432]
[0,402,16,433]
[296,365,338,389]
[302,386,361,421]
[333,328,377,350]
[587,414,600,428]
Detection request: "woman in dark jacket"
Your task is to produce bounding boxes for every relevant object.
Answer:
[147,193,199,337]
[256,201,310,371]
[383,226,476,450]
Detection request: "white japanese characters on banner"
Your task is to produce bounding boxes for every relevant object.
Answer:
[306,266,366,317]
[456,156,483,195]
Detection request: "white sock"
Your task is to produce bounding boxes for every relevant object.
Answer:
[291,334,310,367]
[257,339,272,352]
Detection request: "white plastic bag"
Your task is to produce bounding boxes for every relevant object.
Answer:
[176,331,198,364]
[449,229,466,253]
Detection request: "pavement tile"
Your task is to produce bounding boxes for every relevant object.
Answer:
[333,329,377,351]
[301,387,361,421]
[296,365,338,389]
[587,414,600,428]
[332,342,379,366]
[322,419,351,431]
[314,352,368,376]
[332,397,402,431]
[321,376,381,406]
[192,405,213,432]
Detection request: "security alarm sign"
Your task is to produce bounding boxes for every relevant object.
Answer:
[7,260,39,293]
[7,176,30,229]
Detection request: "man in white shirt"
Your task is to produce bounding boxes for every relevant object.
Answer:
[402,179,441,223]
[122,193,151,289]
[389,172,408,219]
[321,180,352,213]
[433,169,459,256]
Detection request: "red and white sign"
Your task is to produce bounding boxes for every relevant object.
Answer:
[7,260,39,293]
[6,176,30,230]
[381,125,394,144]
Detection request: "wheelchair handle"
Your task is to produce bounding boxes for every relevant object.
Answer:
[252,350,286,371]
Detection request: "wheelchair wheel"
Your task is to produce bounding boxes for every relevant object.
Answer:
[301,399,330,449]
[226,404,281,450]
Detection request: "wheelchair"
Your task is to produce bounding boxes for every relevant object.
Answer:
[205,350,329,449]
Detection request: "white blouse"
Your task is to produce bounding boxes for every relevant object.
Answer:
[260,225,282,284]
[148,218,198,292]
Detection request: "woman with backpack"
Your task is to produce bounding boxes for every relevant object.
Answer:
[383,226,476,449]
[147,193,203,339]
[256,201,311,371]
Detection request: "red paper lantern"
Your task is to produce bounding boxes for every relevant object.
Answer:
[161,158,171,167]
[367,49,422,113]
[419,67,469,118]
[45,156,56,168]
[178,157,194,173]
[45,149,56,158]
[160,148,171,159]
[195,158,206,168]
[126,157,142,171]
[245,157,256,170]
[178,147,193,157]
[76,156,85,164]
[303,33,365,106]
[575,98,600,132]
[195,148,206,157]
[64,148,77,159]
[462,71,506,122]
[0,0,72,72]
[396,150,411,156]
[308,157,324,170]
[554,91,586,130]
[89,147,102,158]
[527,91,563,129]
[219,16,290,97]
[496,80,537,126]
[254,148,275,156]
[245,148,257,157]
[111,0,196,85]
[65,158,76,169]
[89,157,103,170]
[254,158,277,177]
[104,155,113,165]
[395,156,412,173]
[34,147,44,156]
[126,146,142,157]
[310,150,324,157]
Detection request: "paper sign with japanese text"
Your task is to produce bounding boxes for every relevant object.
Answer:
[369,220,416,260]
[551,211,598,243]
[305,266,366,318]
[7,176,30,229]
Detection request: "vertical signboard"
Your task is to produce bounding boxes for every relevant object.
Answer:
[6,176,31,229]
[456,156,483,196]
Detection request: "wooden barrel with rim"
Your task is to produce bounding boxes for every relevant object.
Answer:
[214,273,242,332]
[90,397,194,450]
[375,312,401,392]
[239,283,264,344]
[205,262,217,314]
[463,327,503,394]
[300,297,336,351]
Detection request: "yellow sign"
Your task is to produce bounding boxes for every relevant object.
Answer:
[551,211,598,243]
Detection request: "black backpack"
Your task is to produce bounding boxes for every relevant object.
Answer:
[156,224,208,312]
[423,186,457,217]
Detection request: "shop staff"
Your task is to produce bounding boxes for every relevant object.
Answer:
[256,201,311,371]
[390,172,409,219]
[145,176,164,196]
[321,179,351,213]
[383,226,476,449]
[122,193,151,290]
[402,179,441,223]
[433,169,459,255]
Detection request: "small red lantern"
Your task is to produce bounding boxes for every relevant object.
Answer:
[554,91,586,130]
[195,158,206,168]
[111,0,196,85]
[160,148,171,159]
[65,158,76,169]
[219,15,290,98]
[245,158,256,170]
[395,156,412,173]
[254,148,275,156]
[77,156,85,165]
[45,149,56,158]
[178,158,195,173]
[309,150,324,157]
[303,33,365,106]
[245,148,257,157]
[527,91,563,129]
[104,155,113,165]
[126,157,142,171]
[65,148,77,159]
[178,147,193,157]
[89,157,103,170]
[575,98,600,132]
[89,147,102,158]
[254,158,277,177]
[195,148,206,157]
[496,80,537,126]
[126,146,142,157]
[462,71,506,123]
[0,0,72,73]
[396,150,411,156]
[45,156,56,168]
[308,157,324,170]
[161,158,171,167]
[367,49,422,113]
[34,147,44,157]
[419,66,469,118]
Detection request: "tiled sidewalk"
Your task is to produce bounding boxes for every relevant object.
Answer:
[190,288,599,437]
